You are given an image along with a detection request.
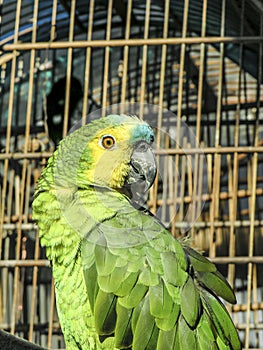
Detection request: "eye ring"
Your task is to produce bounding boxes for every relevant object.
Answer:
[100,135,116,149]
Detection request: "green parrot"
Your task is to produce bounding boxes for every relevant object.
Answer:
[32,114,241,350]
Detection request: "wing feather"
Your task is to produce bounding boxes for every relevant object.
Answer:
[81,206,241,350]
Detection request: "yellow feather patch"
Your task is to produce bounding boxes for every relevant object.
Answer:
[82,124,135,188]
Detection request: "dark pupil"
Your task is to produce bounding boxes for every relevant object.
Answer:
[104,138,113,147]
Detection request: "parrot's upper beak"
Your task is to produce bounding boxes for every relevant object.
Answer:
[122,142,157,200]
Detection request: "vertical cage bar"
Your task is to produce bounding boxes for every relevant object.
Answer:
[209,0,225,258]
[50,0,58,42]
[152,0,170,215]
[102,0,113,109]
[12,0,39,336]
[252,264,259,347]
[227,0,245,314]
[139,0,151,117]
[0,0,22,262]
[82,0,95,122]
[190,0,209,235]
[245,127,259,347]
[28,225,40,341]
[62,0,76,138]
[120,0,133,105]
[1,168,14,325]
[245,4,263,346]
[171,0,189,237]
[47,277,56,349]
[178,138,187,223]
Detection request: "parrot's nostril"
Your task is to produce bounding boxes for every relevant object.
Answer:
[135,141,149,152]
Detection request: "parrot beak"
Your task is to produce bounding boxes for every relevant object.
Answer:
[123,142,157,199]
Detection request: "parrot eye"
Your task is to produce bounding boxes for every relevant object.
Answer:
[100,135,116,149]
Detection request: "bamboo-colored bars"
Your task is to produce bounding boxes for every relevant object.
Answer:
[1,0,263,349]
[2,36,263,50]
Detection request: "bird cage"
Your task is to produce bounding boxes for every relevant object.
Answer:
[0,0,263,349]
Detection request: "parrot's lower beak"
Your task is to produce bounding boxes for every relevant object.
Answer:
[123,142,157,199]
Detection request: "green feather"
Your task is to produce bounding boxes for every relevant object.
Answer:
[185,246,216,272]
[81,239,95,268]
[201,290,241,350]
[160,251,175,283]
[94,290,117,335]
[216,336,233,350]
[156,326,180,350]
[138,268,159,286]
[98,266,127,293]
[83,263,99,312]
[131,300,143,334]
[118,283,148,308]
[115,302,133,349]
[162,278,180,302]
[145,247,163,274]
[115,272,139,297]
[145,324,159,350]
[181,276,201,327]
[149,280,173,318]
[127,256,144,273]
[95,243,117,276]
[198,270,237,304]
[179,315,198,349]
[133,297,158,350]
[161,251,188,286]
[196,314,219,350]
[155,302,180,331]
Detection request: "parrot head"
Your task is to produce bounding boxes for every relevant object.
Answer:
[53,114,157,200]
